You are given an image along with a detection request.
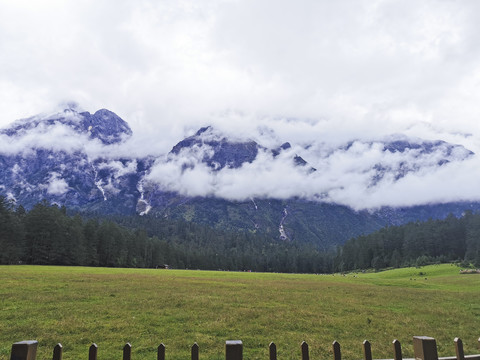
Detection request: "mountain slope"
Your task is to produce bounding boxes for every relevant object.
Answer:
[0,108,141,213]
[1,107,478,248]
[2,108,132,144]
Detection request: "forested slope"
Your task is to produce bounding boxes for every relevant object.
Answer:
[337,212,480,271]
[0,197,333,273]
[2,196,479,273]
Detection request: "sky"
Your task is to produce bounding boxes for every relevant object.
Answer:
[1,0,480,209]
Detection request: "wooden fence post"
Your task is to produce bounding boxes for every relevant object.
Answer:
[413,336,438,360]
[191,343,199,360]
[11,336,480,360]
[157,344,165,360]
[301,341,309,360]
[10,340,38,360]
[52,343,63,360]
[333,341,341,360]
[89,344,98,360]
[123,343,131,360]
[363,340,372,360]
[269,342,277,360]
[454,338,465,360]
[225,340,242,360]
[392,339,403,360]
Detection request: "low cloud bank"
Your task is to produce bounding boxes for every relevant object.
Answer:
[145,132,480,210]
[2,109,480,211]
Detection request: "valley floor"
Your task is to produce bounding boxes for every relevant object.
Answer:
[1,264,479,360]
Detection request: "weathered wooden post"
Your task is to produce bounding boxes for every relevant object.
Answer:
[301,341,309,360]
[89,343,98,360]
[157,344,166,360]
[454,338,465,360]
[363,340,372,360]
[10,340,38,360]
[413,336,438,360]
[123,343,132,360]
[333,340,341,360]
[269,342,277,360]
[392,339,403,360]
[52,343,63,360]
[191,342,199,360]
[225,340,242,360]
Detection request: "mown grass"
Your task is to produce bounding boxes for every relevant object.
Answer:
[0,264,479,360]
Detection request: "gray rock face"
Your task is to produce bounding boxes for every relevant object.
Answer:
[1,108,132,145]
[79,109,133,144]
[0,108,137,213]
[170,126,259,170]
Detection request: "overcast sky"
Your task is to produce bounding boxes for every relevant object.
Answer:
[2,0,480,209]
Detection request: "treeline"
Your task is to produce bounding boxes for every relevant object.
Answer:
[3,197,480,273]
[336,212,480,271]
[0,197,334,273]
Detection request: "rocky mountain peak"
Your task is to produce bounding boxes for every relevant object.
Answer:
[0,108,132,145]
[79,109,132,144]
[170,126,260,170]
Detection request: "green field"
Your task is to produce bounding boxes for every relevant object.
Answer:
[1,264,479,360]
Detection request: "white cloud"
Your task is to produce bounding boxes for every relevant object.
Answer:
[141,134,478,210]
[1,0,480,209]
[1,104,479,210]
[0,123,86,156]
[97,160,138,178]
[47,172,69,195]
[1,0,480,137]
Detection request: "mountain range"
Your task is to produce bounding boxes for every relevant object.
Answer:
[1,107,478,248]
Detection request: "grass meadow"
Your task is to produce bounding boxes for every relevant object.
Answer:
[1,264,479,360]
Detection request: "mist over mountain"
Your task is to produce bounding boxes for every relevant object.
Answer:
[1,108,479,247]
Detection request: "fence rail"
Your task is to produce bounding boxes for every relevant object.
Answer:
[9,336,480,360]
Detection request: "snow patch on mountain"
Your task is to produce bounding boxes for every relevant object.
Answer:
[136,181,152,216]
[279,207,289,240]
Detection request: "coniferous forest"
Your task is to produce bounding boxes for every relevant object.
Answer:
[0,197,332,272]
[1,196,479,272]
[337,212,480,271]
